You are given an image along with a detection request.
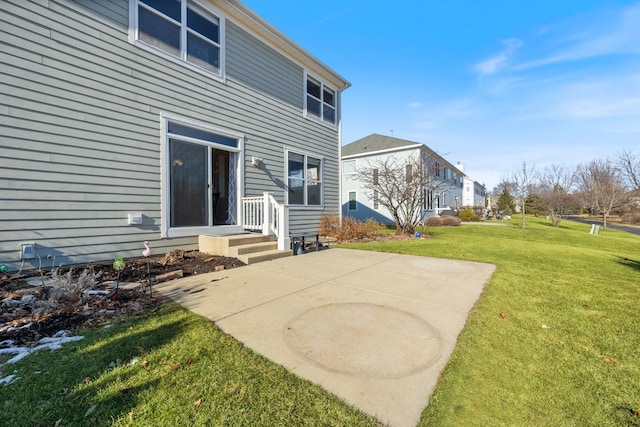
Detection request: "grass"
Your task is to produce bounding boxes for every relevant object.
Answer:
[0,305,379,426]
[341,216,640,426]
[2,215,638,426]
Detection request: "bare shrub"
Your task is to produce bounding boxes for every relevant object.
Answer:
[319,215,384,241]
[622,211,640,224]
[425,216,443,227]
[47,268,100,301]
[319,215,341,237]
[441,215,462,226]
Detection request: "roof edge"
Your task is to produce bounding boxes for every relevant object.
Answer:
[222,0,351,91]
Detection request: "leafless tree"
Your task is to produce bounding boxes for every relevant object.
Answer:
[538,164,578,227]
[512,161,536,229]
[351,154,455,234]
[576,159,627,229]
[617,149,640,191]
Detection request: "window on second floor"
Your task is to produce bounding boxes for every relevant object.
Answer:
[132,0,223,78]
[305,73,336,126]
[343,160,356,175]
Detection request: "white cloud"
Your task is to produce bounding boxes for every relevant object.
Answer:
[473,39,523,75]
[513,2,640,70]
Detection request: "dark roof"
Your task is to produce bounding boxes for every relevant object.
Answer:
[341,134,422,157]
[341,134,466,176]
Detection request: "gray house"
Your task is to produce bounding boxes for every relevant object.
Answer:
[0,0,349,271]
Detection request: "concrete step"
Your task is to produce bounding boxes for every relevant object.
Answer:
[228,241,278,257]
[199,234,274,256]
[238,249,293,265]
[224,234,275,247]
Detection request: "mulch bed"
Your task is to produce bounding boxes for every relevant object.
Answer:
[0,251,244,347]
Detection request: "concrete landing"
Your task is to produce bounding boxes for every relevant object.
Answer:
[154,248,495,427]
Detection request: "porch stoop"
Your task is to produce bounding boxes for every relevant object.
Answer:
[199,234,293,265]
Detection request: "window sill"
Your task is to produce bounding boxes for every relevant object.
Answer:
[303,114,338,130]
[287,205,325,211]
[133,41,225,84]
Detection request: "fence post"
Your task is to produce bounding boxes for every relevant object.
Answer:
[278,205,290,250]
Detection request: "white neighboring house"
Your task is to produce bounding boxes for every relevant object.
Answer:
[455,163,487,208]
[341,134,466,225]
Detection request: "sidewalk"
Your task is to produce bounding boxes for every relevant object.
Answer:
[155,248,495,427]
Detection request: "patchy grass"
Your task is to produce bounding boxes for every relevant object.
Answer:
[341,216,640,426]
[0,305,380,426]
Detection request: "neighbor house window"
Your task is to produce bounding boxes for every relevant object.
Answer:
[305,73,336,125]
[373,190,379,209]
[348,192,356,210]
[132,0,224,78]
[373,168,379,185]
[343,160,356,175]
[287,151,323,206]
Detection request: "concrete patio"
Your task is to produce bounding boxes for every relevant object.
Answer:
[155,248,496,426]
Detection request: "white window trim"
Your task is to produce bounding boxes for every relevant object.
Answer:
[128,0,226,82]
[160,113,244,238]
[284,147,325,210]
[303,70,338,129]
[342,159,356,175]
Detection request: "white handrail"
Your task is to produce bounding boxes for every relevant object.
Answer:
[241,196,264,231]
[241,193,290,251]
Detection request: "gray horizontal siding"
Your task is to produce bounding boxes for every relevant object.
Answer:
[0,0,341,271]
[226,21,302,109]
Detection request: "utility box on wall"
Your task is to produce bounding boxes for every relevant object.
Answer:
[20,242,36,259]
[128,212,143,225]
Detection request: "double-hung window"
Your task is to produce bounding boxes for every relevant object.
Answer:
[132,0,223,77]
[305,73,336,126]
[287,151,323,206]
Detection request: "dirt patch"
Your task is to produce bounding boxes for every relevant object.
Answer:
[0,251,244,347]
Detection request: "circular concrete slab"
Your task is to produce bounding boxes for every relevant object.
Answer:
[284,303,442,378]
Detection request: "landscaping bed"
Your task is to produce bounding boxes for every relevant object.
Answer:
[0,251,244,347]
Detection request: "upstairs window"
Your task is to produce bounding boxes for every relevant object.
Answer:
[343,160,356,175]
[132,0,223,77]
[305,74,336,126]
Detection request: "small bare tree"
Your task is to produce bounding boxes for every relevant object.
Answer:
[576,159,627,229]
[617,149,640,191]
[351,154,455,234]
[512,161,536,229]
[538,164,578,227]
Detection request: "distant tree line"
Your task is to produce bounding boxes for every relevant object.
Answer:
[491,149,640,229]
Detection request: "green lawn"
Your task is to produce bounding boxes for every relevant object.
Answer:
[0,305,379,426]
[2,216,638,426]
[341,216,640,426]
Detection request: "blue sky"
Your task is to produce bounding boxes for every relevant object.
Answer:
[243,1,640,190]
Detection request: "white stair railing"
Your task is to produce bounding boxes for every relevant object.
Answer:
[241,192,290,251]
[241,196,264,231]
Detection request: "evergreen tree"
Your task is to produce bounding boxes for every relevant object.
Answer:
[497,185,515,214]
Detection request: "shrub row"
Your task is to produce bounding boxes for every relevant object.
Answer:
[319,216,385,241]
[424,215,462,227]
